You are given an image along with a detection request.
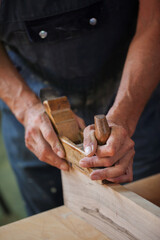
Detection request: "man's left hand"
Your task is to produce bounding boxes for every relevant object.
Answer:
[79,122,135,183]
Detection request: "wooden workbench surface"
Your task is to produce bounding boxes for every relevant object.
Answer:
[1,174,159,240]
[126,173,160,207]
[0,206,110,240]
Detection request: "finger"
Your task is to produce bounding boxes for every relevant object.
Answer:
[96,126,127,157]
[106,161,133,183]
[90,150,134,180]
[39,114,65,158]
[80,138,135,168]
[79,156,110,168]
[79,155,115,168]
[25,132,36,149]
[96,138,135,163]
[83,125,97,156]
[32,130,69,171]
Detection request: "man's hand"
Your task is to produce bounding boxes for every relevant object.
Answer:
[79,122,135,183]
[80,0,160,184]
[24,102,86,171]
[24,102,69,170]
[0,43,86,171]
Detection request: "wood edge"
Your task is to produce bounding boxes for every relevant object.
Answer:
[60,136,85,155]
[103,181,160,218]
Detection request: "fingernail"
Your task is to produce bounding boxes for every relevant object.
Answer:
[57,151,65,158]
[60,163,69,171]
[91,144,94,152]
[85,146,92,156]
[90,174,99,180]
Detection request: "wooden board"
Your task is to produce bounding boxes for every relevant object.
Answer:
[126,174,160,207]
[62,169,160,240]
[0,206,110,240]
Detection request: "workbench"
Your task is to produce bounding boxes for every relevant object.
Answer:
[0,205,110,240]
[0,174,159,240]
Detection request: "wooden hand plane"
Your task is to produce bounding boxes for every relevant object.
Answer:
[42,95,110,184]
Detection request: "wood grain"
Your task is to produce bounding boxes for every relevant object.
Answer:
[62,169,160,240]
[0,206,110,240]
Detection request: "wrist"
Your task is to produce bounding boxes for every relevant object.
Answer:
[13,89,40,125]
[106,106,138,137]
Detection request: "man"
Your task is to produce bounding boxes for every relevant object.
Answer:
[0,0,160,215]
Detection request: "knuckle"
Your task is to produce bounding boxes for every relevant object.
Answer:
[128,174,133,182]
[51,144,56,151]
[26,127,37,137]
[89,158,96,167]
[25,134,30,144]
[53,159,59,167]
[83,126,90,134]
[25,130,31,139]
[43,130,52,141]
[52,145,59,154]
[25,131,33,147]
[110,157,115,165]
[129,140,135,149]
[83,125,94,136]
[39,148,48,161]
[131,149,135,158]
[104,158,113,167]
[101,171,107,180]
[109,146,116,156]
[120,127,127,138]
[104,161,109,167]
[25,140,31,149]
[119,166,125,175]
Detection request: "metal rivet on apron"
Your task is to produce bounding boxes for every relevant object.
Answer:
[89,18,97,26]
[50,187,57,193]
[39,30,48,39]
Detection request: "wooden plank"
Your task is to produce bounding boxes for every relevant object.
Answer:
[0,206,110,240]
[62,169,160,240]
[126,174,160,207]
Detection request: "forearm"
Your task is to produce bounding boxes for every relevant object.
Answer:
[0,42,39,124]
[107,0,160,136]
[0,43,69,169]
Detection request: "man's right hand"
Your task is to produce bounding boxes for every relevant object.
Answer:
[0,42,84,171]
[24,102,69,170]
[0,40,83,171]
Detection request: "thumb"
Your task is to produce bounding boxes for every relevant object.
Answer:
[83,124,97,156]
